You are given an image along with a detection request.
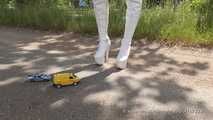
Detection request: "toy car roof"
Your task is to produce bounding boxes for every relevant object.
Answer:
[54,73,75,76]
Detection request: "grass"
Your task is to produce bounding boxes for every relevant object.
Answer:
[0,7,96,33]
[0,1,213,46]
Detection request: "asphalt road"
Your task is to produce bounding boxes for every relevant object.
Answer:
[0,27,213,120]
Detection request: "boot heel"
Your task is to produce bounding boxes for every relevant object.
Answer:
[105,46,110,62]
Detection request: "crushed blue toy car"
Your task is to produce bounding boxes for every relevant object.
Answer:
[27,73,52,82]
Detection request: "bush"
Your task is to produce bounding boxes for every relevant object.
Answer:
[196,0,213,32]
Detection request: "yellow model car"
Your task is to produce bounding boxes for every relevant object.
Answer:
[52,73,80,88]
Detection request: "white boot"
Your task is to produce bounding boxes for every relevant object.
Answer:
[116,0,142,69]
[94,36,111,65]
[93,0,111,65]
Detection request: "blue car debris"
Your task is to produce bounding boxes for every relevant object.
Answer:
[27,73,52,82]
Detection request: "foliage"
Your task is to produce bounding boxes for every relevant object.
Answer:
[196,0,213,33]
[0,0,213,46]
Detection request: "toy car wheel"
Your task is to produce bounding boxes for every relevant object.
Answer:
[73,82,78,86]
[55,84,62,88]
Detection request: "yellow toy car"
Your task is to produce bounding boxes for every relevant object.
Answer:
[52,73,80,88]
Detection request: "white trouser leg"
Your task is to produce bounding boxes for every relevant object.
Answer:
[116,0,142,69]
[93,0,111,65]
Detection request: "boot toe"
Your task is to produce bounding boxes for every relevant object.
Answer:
[116,59,128,69]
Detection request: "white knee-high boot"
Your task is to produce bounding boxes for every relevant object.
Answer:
[93,0,111,65]
[116,0,142,69]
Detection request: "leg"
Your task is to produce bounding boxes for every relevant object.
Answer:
[93,0,111,65]
[116,0,142,69]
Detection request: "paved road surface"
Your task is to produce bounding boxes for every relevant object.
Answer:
[0,27,213,120]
